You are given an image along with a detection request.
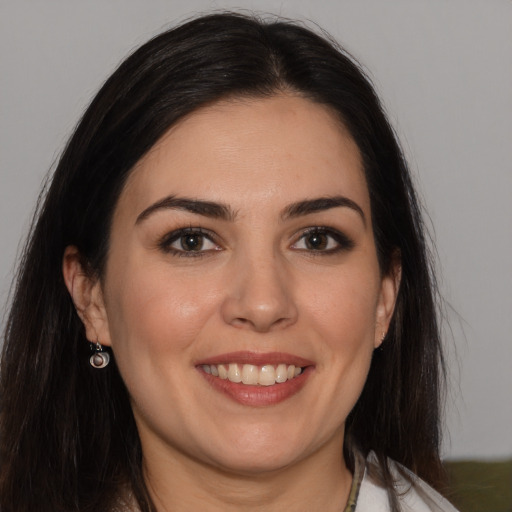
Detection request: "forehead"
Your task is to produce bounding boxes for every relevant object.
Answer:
[117,94,369,219]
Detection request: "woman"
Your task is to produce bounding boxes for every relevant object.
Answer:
[0,12,458,512]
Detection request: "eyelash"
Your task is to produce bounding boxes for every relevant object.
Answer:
[293,227,355,254]
[158,226,354,258]
[158,227,220,258]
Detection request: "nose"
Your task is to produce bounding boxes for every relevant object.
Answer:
[220,251,298,333]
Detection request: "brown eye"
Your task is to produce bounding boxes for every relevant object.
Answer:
[160,228,220,256]
[304,232,328,250]
[292,227,355,253]
[180,233,204,251]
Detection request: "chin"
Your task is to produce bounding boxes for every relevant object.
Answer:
[211,449,301,476]
[199,428,316,476]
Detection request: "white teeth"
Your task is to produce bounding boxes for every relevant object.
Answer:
[241,364,259,385]
[259,365,276,386]
[202,363,305,386]
[228,363,242,383]
[218,364,228,379]
[276,363,287,383]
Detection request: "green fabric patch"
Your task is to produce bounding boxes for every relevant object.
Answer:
[445,459,512,512]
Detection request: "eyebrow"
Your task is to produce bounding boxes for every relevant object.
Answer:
[281,196,366,225]
[136,194,365,225]
[136,196,236,224]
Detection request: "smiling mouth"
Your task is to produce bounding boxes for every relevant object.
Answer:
[201,363,303,386]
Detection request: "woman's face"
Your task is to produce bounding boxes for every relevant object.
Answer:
[82,95,398,474]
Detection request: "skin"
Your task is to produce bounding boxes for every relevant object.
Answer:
[64,94,400,511]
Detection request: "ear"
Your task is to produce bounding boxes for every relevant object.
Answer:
[374,255,401,348]
[62,246,112,346]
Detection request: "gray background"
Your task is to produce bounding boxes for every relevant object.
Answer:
[1,0,511,460]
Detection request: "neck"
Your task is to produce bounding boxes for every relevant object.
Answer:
[141,434,353,512]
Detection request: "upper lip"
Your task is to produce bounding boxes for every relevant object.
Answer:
[196,351,315,367]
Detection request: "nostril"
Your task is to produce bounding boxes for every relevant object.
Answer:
[230,315,295,332]
[231,317,249,327]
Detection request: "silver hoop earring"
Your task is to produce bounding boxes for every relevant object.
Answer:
[89,342,110,369]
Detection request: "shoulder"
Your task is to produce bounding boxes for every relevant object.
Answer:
[355,452,459,512]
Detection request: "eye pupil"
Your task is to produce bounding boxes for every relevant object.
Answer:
[181,233,203,251]
[306,233,328,250]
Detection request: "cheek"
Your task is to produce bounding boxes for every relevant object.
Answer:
[104,263,221,364]
[304,267,380,344]
[302,265,380,398]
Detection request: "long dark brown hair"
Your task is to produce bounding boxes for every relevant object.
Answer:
[1,12,446,512]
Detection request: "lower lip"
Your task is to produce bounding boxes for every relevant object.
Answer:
[198,366,313,406]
